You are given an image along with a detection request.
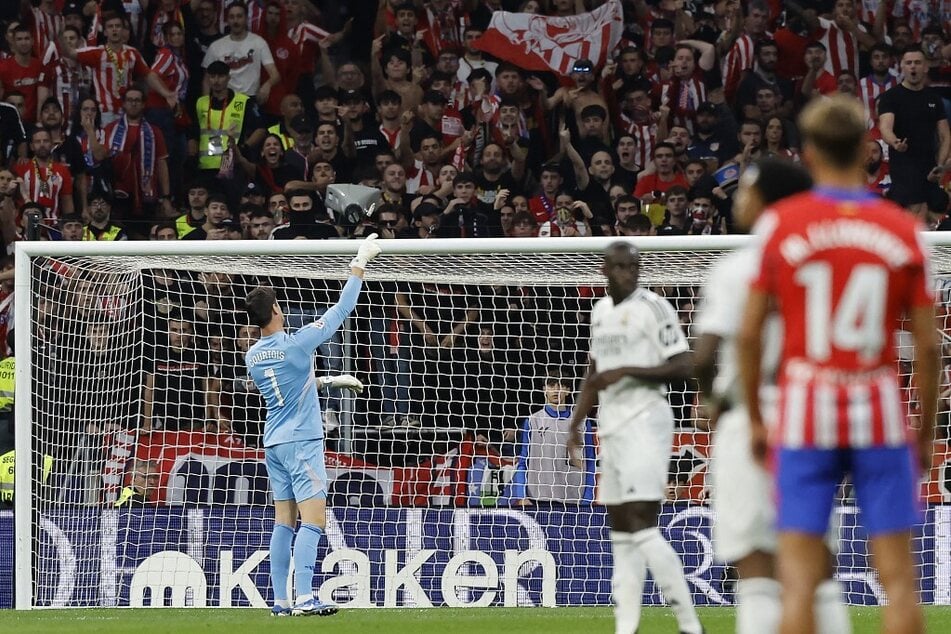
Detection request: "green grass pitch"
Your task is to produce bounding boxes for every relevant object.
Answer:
[2,607,951,633]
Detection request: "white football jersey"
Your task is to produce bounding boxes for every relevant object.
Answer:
[695,247,782,405]
[590,287,689,436]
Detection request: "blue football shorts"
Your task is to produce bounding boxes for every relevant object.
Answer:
[776,444,921,537]
[264,439,328,502]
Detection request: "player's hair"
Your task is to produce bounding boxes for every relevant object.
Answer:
[606,241,640,262]
[798,95,866,169]
[746,157,813,205]
[245,287,277,328]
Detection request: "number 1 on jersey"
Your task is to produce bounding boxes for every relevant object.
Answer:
[263,367,285,406]
[795,261,887,363]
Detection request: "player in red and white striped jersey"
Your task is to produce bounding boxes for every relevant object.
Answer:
[63,12,178,123]
[859,44,898,129]
[739,96,938,634]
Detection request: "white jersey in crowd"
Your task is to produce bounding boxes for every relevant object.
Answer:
[695,247,783,405]
[589,287,689,436]
[203,32,274,96]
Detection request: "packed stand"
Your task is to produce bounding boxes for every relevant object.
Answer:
[3,0,951,508]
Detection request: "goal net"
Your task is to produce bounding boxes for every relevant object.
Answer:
[8,236,951,610]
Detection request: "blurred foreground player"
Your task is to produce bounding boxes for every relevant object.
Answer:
[694,158,850,634]
[244,234,381,616]
[569,243,703,634]
[738,95,939,634]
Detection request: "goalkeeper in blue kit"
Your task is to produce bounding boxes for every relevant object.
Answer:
[244,233,381,617]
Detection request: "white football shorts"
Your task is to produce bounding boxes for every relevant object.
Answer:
[598,400,674,505]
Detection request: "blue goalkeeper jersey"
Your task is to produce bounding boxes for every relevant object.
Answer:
[246,275,362,448]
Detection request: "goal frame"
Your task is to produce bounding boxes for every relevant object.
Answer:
[13,233,942,610]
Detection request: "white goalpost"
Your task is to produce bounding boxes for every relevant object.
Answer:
[10,235,951,610]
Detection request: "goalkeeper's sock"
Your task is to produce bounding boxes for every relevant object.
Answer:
[269,523,294,608]
[610,531,646,634]
[735,577,781,634]
[631,527,703,634]
[815,579,851,634]
[293,523,324,604]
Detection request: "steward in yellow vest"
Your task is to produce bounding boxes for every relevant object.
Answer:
[189,61,259,173]
[0,450,54,505]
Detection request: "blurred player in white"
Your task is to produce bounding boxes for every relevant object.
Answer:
[739,96,939,634]
[694,158,850,634]
[244,234,381,617]
[569,243,703,634]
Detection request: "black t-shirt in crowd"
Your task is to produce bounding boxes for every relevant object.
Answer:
[877,84,946,166]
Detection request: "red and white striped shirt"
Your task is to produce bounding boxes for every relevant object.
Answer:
[30,7,64,61]
[818,16,864,78]
[13,159,73,221]
[147,48,189,110]
[406,159,437,194]
[751,190,933,450]
[288,21,330,75]
[617,116,655,171]
[722,34,756,99]
[658,75,707,135]
[42,43,90,125]
[380,124,401,152]
[75,45,151,115]
[858,73,898,128]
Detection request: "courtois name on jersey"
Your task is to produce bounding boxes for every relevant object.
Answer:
[589,288,689,437]
[245,276,362,448]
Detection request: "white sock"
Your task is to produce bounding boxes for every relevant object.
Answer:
[632,527,703,634]
[611,531,647,634]
[736,577,781,634]
[815,579,851,634]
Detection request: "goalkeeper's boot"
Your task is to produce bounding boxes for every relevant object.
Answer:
[291,597,339,617]
[270,605,291,617]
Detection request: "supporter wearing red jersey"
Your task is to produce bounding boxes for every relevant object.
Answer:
[859,44,898,129]
[65,11,178,124]
[633,142,689,202]
[24,0,63,60]
[799,41,838,100]
[739,96,938,634]
[14,127,74,221]
[528,162,563,225]
[261,1,301,117]
[814,0,875,79]
[0,25,47,125]
[720,0,771,100]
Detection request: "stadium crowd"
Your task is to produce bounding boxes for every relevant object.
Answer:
[0,0,948,243]
[3,0,951,508]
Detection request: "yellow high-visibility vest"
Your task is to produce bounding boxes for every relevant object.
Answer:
[0,450,53,504]
[195,92,250,170]
[0,357,13,412]
[267,123,294,150]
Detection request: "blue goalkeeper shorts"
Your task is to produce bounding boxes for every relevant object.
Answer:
[264,439,328,502]
[776,445,920,537]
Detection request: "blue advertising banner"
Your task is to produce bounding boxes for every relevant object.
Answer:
[0,504,947,609]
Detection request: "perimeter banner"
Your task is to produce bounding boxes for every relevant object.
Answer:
[1,504,947,609]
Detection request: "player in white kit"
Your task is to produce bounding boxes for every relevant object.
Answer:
[694,158,850,634]
[569,243,703,634]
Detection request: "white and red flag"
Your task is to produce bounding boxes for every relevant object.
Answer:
[472,0,623,76]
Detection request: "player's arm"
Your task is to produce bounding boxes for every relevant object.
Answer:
[936,118,950,167]
[293,234,381,351]
[909,302,940,470]
[588,350,693,391]
[736,287,770,461]
[693,333,723,431]
[568,360,597,468]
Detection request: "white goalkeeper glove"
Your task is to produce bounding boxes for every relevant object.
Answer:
[350,233,382,270]
[316,374,364,394]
